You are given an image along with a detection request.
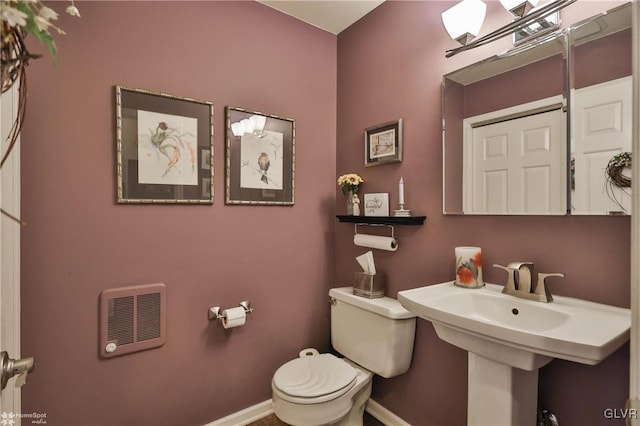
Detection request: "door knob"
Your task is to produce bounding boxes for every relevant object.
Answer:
[1,351,34,390]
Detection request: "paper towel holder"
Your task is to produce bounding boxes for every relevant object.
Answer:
[208,301,254,321]
[354,223,395,240]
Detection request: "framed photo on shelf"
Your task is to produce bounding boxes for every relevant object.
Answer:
[225,106,295,205]
[364,119,403,167]
[363,193,390,216]
[115,86,214,204]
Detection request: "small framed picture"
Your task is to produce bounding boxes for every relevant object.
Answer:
[363,193,390,216]
[364,119,402,167]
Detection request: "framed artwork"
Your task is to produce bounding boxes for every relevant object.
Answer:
[116,86,214,204]
[364,119,403,167]
[363,193,390,216]
[225,106,295,205]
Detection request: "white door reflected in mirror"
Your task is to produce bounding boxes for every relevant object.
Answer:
[463,99,566,214]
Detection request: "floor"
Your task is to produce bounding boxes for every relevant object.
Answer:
[247,412,385,426]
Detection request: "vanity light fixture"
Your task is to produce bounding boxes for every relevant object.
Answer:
[230,121,243,137]
[230,114,267,138]
[441,0,487,45]
[513,2,560,45]
[249,114,267,138]
[499,0,538,18]
[444,0,576,57]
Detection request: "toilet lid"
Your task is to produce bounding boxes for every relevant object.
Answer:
[273,353,358,399]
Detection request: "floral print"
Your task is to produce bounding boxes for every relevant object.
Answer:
[455,247,484,288]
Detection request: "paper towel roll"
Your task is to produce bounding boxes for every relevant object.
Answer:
[354,234,398,251]
[221,306,246,329]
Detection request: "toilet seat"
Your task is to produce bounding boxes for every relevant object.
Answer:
[272,353,358,404]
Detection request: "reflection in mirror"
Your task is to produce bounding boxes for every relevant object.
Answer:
[569,3,632,215]
[442,2,632,216]
[443,32,568,215]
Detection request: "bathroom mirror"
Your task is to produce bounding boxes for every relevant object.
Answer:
[442,3,632,215]
[569,4,632,215]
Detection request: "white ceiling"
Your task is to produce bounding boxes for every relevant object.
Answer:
[257,0,385,35]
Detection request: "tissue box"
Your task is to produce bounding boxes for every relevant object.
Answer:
[353,272,386,299]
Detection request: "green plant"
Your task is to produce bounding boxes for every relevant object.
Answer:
[1,0,81,93]
[1,0,80,57]
[0,1,80,225]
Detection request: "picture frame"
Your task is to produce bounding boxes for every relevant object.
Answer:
[363,193,390,216]
[225,106,295,205]
[364,119,403,167]
[116,86,214,204]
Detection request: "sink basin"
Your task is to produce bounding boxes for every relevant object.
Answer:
[398,282,630,425]
[398,282,630,370]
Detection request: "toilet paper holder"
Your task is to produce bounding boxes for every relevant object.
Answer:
[208,301,254,321]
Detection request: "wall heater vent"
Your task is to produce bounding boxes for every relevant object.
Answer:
[100,283,166,358]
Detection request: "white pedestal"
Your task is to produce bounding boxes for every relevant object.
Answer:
[467,353,538,426]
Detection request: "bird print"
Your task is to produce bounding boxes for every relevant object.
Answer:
[258,152,270,184]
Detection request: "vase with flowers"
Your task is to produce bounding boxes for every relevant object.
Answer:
[337,173,364,215]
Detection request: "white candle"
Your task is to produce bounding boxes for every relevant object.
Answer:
[399,177,405,205]
[455,246,483,288]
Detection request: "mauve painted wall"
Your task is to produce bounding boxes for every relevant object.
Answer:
[464,54,565,117]
[337,1,630,425]
[18,0,634,425]
[20,2,336,425]
[574,28,633,89]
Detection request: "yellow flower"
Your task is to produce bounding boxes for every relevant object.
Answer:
[337,173,364,195]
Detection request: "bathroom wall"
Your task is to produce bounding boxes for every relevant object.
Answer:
[20,2,336,425]
[336,1,631,425]
[18,1,633,425]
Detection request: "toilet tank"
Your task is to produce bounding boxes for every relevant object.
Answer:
[329,287,416,378]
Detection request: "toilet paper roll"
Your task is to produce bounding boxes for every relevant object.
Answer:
[221,306,246,329]
[354,234,398,251]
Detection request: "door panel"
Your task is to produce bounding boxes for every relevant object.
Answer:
[470,109,565,214]
[1,84,22,419]
[572,76,632,214]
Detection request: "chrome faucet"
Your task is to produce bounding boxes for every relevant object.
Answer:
[493,262,564,303]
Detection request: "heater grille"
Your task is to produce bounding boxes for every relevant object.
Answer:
[100,283,166,358]
[107,296,134,345]
[137,292,161,341]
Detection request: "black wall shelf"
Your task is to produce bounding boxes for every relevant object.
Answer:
[336,215,426,226]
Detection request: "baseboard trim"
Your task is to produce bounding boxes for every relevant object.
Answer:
[205,400,273,426]
[366,398,411,426]
[203,398,411,426]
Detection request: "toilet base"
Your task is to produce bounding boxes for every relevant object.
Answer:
[332,376,372,426]
[272,361,373,426]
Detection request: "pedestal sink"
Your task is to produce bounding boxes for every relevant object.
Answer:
[398,282,631,426]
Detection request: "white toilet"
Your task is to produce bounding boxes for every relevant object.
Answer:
[271,286,417,426]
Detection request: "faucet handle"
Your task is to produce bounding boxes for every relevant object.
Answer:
[493,264,517,292]
[534,272,565,302]
[493,264,510,272]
